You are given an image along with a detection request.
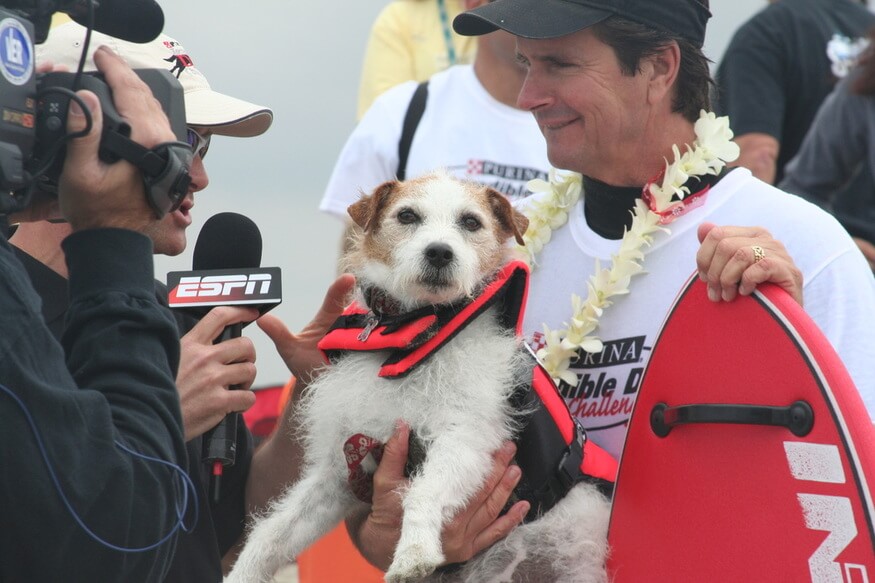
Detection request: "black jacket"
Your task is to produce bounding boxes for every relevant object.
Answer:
[13,249,253,583]
[0,229,186,582]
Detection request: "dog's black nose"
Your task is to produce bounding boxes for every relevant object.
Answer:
[425,242,454,268]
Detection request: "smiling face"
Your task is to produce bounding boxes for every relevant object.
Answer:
[346,171,528,308]
[515,28,653,182]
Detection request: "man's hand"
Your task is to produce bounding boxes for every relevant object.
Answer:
[177,306,259,441]
[437,442,529,565]
[696,222,804,305]
[350,421,528,571]
[59,46,176,232]
[257,274,355,385]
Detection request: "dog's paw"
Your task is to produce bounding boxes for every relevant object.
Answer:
[385,542,444,583]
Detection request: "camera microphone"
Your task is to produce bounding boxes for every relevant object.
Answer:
[167,212,282,503]
[65,0,165,43]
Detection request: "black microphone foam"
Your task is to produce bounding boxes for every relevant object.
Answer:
[193,212,262,271]
[67,0,165,44]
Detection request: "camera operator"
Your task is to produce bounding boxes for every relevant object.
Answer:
[0,45,189,582]
[11,22,280,582]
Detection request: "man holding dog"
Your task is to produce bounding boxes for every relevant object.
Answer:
[452,0,875,456]
[324,0,875,572]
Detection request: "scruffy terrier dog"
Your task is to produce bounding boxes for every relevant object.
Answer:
[226,171,611,583]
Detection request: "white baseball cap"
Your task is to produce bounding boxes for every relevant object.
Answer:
[37,21,274,137]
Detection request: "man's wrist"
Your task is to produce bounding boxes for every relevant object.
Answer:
[63,228,155,297]
[347,511,394,572]
[65,201,155,233]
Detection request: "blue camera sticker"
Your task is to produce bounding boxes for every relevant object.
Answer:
[0,18,33,86]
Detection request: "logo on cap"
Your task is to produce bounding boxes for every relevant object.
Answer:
[163,40,194,78]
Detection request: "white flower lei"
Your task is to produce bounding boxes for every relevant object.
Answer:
[521,110,740,386]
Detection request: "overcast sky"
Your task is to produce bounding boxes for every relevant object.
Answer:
[150,0,766,387]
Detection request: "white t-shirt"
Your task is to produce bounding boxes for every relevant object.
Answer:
[320,65,550,219]
[521,168,875,459]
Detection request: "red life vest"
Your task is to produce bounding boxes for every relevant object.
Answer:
[318,261,617,517]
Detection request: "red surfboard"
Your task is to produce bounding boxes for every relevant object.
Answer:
[607,276,875,582]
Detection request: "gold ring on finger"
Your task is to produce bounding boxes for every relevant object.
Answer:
[751,245,766,263]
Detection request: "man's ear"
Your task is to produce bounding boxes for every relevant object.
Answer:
[348,181,399,233]
[464,0,487,10]
[645,41,681,107]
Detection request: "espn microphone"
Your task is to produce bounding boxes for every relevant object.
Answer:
[167,212,282,503]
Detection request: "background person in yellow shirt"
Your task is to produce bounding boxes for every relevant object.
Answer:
[356,0,478,119]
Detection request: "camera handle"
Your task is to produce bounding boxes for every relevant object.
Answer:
[101,130,192,218]
[31,71,191,218]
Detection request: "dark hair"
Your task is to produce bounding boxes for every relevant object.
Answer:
[591,15,713,122]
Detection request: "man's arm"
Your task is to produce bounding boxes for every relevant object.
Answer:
[714,11,786,185]
[0,46,188,581]
[732,133,779,184]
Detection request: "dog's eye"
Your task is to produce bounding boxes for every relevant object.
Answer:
[397,209,420,224]
[460,214,482,232]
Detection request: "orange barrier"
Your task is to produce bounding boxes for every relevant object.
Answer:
[296,524,384,583]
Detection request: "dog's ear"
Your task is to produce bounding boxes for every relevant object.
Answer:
[348,181,399,233]
[486,187,529,245]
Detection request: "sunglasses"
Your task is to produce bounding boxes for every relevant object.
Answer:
[186,127,211,160]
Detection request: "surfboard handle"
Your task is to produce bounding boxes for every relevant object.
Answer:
[650,401,814,438]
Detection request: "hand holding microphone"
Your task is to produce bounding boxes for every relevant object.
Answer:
[177,306,259,441]
[168,212,282,503]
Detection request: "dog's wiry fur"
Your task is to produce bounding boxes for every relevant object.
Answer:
[226,171,610,583]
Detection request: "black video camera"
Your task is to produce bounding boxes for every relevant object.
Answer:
[0,3,190,218]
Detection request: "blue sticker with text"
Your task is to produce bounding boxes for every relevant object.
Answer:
[0,18,33,86]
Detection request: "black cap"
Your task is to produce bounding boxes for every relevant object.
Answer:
[453,0,711,48]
